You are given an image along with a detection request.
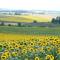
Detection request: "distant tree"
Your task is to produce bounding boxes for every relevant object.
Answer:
[51,18,56,23]
[17,22,21,27]
[56,16,60,20]
[8,24,11,26]
[56,16,60,24]
[51,17,60,24]
[15,12,21,15]
[33,20,37,23]
[0,22,4,26]
[59,20,60,24]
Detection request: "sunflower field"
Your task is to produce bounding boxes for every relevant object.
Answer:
[0,34,60,60]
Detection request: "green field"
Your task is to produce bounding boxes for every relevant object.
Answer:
[0,26,60,35]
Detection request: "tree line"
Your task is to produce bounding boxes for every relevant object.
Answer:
[51,16,60,24]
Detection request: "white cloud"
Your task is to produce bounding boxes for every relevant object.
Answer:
[0,0,60,11]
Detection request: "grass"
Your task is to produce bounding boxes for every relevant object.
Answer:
[0,26,60,35]
[0,15,52,22]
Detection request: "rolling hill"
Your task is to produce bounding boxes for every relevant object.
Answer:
[0,15,53,22]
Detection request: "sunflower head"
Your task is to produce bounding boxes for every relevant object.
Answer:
[35,57,40,60]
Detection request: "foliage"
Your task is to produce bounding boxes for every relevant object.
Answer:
[0,22,4,26]
[17,22,21,27]
[51,16,60,24]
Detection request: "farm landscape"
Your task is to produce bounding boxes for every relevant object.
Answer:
[0,10,60,60]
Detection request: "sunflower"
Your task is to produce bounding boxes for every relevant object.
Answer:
[46,46,52,51]
[28,47,35,52]
[1,55,7,60]
[30,41,34,46]
[45,54,54,60]
[35,57,40,60]
[11,52,18,57]
[22,48,27,54]
[57,48,60,54]
[39,47,44,52]
[4,50,10,58]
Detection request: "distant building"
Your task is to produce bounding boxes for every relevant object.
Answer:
[0,21,18,26]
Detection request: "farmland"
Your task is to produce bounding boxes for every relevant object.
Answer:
[0,26,60,35]
[0,14,60,60]
[0,33,60,60]
[0,15,52,22]
[0,26,60,60]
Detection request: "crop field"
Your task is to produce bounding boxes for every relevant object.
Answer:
[0,26,60,60]
[0,34,60,60]
[0,26,60,35]
[0,15,52,22]
[0,15,60,60]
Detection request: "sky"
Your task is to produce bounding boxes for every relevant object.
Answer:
[0,0,60,11]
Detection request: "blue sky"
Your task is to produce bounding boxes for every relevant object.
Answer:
[0,0,60,11]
